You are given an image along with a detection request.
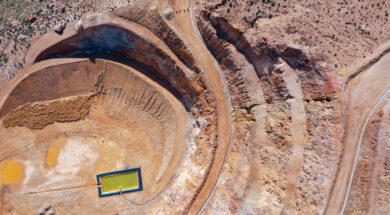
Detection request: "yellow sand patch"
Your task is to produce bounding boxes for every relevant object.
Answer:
[0,160,22,185]
[58,96,76,101]
[46,146,59,166]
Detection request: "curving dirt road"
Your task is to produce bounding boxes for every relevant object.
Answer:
[367,95,390,214]
[326,52,390,215]
[173,0,233,214]
[340,87,390,214]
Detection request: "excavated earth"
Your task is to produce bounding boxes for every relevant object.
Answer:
[0,0,389,214]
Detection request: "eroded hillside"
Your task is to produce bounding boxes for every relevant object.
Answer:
[0,0,389,214]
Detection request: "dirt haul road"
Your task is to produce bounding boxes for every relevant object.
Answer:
[326,52,390,215]
[173,0,233,214]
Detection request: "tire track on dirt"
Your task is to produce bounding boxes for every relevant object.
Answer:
[367,95,390,214]
[340,87,390,214]
[326,51,390,215]
[174,0,233,214]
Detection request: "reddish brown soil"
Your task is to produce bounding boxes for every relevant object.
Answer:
[1,0,390,214]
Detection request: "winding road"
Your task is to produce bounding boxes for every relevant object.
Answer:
[174,0,233,214]
[3,0,390,213]
[326,52,390,215]
[340,87,390,214]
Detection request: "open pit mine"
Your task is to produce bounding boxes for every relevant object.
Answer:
[0,0,390,214]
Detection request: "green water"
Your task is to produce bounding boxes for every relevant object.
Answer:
[100,171,139,193]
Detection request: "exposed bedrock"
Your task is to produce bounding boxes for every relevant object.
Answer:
[3,0,389,213]
[195,8,346,214]
[113,5,201,74]
[34,24,198,99]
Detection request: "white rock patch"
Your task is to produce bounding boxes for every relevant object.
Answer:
[55,137,99,175]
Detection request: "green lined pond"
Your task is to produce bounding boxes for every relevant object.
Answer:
[100,171,139,193]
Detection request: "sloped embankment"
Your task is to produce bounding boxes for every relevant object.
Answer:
[195,8,346,214]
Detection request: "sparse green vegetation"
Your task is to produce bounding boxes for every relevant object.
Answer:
[0,0,126,73]
[212,0,390,73]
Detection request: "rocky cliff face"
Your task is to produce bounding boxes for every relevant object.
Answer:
[193,0,390,214]
[1,0,390,214]
[195,8,347,214]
